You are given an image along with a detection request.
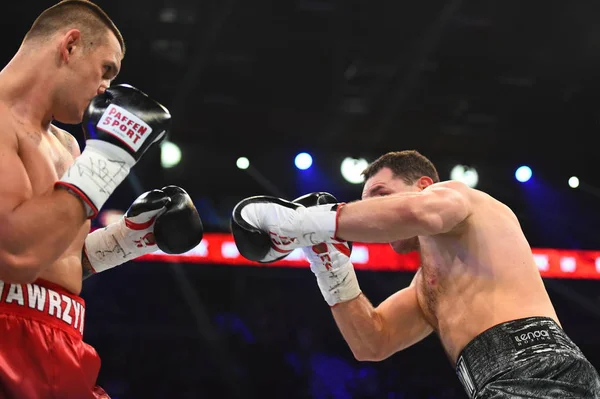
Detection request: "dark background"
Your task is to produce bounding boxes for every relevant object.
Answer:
[3,1,600,397]
[82,265,600,399]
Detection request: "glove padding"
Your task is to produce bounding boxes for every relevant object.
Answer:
[57,84,170,218]
[155,186,204,254]
[292,192,339,208]
[230,195,342,263]
[293,193,361,306]
[84,185,203,274]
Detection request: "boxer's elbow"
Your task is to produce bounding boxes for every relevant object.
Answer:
[352,340,396,362]
[353,335,411,362]
[350,314,394,362]
[353,348,392,362]
[0,225,44,283]
[0,251,42,284]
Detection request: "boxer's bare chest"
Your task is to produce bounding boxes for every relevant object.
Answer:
[11,118,89,292]
[416,260,442,328]
[414,238,459,329]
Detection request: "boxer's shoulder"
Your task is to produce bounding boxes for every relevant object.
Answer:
[430,180,473,196]
[0,105,20,149]
[50,125,80,157]
[0,101,43,150]
[434,180,495,212]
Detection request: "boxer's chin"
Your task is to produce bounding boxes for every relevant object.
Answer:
[390,237,419,254]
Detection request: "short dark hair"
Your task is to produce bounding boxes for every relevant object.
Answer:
[362,150,440,184]
[24,0,125,55]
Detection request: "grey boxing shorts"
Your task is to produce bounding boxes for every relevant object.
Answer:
[455,317,600,398]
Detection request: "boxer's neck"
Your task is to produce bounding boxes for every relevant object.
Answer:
[0,46,56,131]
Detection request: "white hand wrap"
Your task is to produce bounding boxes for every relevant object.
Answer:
[303,242,361,306]
[84,207,163,273]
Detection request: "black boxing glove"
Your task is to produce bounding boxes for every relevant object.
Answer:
[292,191,339,207]
[154,186,204,254]
[56,84,171,218]
[83,186,203,277]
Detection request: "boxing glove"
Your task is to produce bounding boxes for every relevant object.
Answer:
[292,191,339,208]
[230,194,344,263]
[154,186,204,254]
[293,193,361,306]
[292,192,350,252]
[83,185,203,275]
[56,84,171,218]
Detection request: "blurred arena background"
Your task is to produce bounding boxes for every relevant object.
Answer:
[4,0,600,397]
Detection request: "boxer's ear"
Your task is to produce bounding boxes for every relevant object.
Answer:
[417,176,434,190]
[59,29,81,63]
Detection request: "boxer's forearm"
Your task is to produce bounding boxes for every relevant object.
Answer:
[335,188,469,242]
[81,249,95,281]
[80,225,133,280]
[0,189,88,283]
[331,285,433,361]
[331,293,389,361]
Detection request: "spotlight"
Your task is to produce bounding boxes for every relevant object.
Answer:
[295,152,313,170]
[98,209,124,227]
[450,165,478,188]
[568,176,579,189]
[515,166,532,183]
[340,157,368,184]
[160,141,181,169]
[236,157,250,170]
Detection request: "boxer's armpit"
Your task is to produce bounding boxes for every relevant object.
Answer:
[81,248,96,280]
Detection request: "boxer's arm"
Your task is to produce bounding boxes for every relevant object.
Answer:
[0,134,87,283]
[331,271,433,361]
[81,248,96,280]
[336,181,472,243]
[59,130,96,282]
[61,129,97,282]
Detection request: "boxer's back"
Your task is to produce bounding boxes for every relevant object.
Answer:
[414,184,559,363]
[0,103,89,294]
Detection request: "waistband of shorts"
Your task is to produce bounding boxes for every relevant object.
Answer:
[0,278,86,338]
[455,316,580,399]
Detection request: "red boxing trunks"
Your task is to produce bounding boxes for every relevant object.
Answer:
[0,279,109,399]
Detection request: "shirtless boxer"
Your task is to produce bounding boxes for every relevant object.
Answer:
[0,1,203,398]
[231,150,600,398]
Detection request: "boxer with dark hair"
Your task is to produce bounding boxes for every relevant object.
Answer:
[0,1,202,398]
[232,150,600,398]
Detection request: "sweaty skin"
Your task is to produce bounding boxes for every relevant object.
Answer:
[330,167,559,364]
[9,121,90,294]
[0,29,122,294]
